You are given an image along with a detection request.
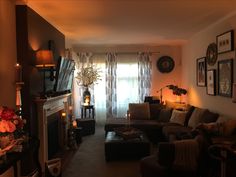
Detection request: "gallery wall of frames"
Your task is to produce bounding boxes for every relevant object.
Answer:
[196,30,235,102]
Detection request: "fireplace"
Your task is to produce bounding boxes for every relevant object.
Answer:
[47,113,60,159]
[35,93,71,172]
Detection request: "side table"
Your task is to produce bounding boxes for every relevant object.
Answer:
[81,105,95,119]
[208,136,236,177]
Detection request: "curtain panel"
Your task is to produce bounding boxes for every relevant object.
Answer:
[105,53,117,118]
[138,52,152,102]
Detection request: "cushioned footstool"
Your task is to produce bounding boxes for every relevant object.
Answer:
[105,131,150,161]
[76,118,95,136]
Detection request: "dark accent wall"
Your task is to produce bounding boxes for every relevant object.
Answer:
[15,5,65,137]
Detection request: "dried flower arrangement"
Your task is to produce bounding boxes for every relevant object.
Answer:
[75,66,101,87]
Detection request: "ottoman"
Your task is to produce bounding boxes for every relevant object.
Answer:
[76,118,95,136]
[104,131,150,161]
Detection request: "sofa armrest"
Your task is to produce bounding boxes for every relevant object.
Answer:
[157,142,175,167]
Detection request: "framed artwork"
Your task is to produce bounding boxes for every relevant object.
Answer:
[196,57,206,87]
[216,30,234,54]
[218,59,233,97]
[206,70,216,95]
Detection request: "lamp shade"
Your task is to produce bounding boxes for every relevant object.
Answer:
[35,50,55,68]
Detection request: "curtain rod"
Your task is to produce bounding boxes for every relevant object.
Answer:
[77,51,160,55]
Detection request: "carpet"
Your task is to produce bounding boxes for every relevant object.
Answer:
[62,125,142,177]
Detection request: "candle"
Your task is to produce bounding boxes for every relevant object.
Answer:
[61,112,66,118]
[15,63,22,82]
[69,106,73,114]
[72,120,77,128]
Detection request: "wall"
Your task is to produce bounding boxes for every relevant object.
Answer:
[182,13,236,118]
[16,5,65,136]
[0,0,17,107]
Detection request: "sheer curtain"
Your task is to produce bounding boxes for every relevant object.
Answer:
[138,52,152,102]
[116,54,139,117]
[92,54,107,125]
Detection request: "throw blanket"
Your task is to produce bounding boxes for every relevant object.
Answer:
[174,139,199,171]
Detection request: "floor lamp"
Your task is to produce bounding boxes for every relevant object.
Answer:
[35,50,55,98]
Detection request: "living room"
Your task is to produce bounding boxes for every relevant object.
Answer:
[1,0,236,177]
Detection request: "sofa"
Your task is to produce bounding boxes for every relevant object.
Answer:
[105,101,219,143]
[105,101,236,177]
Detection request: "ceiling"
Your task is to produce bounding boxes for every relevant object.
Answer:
[24,0,236,46]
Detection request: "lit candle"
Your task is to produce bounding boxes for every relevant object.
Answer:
[15,63,22,82]
[72,120,77,128]
[61,112,66,118]
[69,106,73,114]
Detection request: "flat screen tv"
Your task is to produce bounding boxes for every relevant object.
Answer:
[54,57,75,94]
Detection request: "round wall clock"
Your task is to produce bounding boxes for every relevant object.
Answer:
[156,56,175,73]
[206,43,217,66]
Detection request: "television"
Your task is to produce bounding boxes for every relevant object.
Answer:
[54,57,75,94]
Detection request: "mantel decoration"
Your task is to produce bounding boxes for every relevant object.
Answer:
[76,66,101,105]
[0,106,26,156]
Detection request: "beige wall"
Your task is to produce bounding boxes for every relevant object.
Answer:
[182,13,236,118]
[150,46,182,103]
[0,0,17,107]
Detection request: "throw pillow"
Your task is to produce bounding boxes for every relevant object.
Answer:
[200,110,219,123]
[188,107,207,128]
[216,116,231,123]
[169,109,187,126]
[149,104,164,120]
[222,119,236,136]
[158,108,173,122]
[128,103,150,120]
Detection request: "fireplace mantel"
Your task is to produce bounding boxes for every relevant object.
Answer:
[35,93,71,172]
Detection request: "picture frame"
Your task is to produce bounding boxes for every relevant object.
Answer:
[196,57,206,87]
[216,30,234,54]
[218,59,233,97]
[206,69,216,95]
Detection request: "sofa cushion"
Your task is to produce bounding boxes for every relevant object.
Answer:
[188,107,207,128]
[169,110,187,126]
[149,104,164,120]
[200,110,219,123]
[158,108,173,122]
[129,103,150,120]
[184,105,195,126]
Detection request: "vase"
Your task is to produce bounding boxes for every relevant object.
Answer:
[83,87,91,105]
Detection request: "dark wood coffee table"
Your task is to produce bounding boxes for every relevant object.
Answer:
[104,131,150,161]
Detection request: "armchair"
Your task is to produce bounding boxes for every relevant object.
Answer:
[140,134,207,177]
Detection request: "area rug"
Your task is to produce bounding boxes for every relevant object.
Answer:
[62,125,142,177]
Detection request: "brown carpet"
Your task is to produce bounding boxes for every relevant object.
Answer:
[62,125,142,177]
